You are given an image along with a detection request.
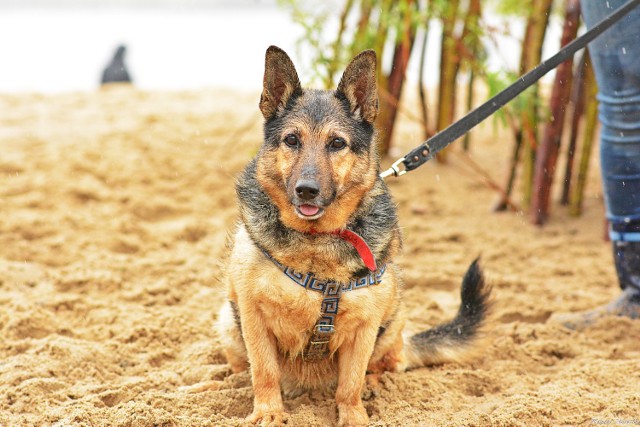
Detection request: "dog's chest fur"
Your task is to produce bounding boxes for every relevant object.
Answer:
[228,225,399,360]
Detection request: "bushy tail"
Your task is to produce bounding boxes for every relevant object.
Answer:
[405,258,492,368]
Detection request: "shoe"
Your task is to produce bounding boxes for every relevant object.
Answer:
[612,239,640,292]
[549,287,640,331]
[550,237,640,331]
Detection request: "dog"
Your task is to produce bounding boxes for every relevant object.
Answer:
[215,46,491,426]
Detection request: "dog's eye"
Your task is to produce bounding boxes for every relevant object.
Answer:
[329,137,347,151]
[284,134,300,148]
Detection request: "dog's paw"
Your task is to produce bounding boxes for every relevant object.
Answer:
[247,408,288,426]
[338,403,369,427]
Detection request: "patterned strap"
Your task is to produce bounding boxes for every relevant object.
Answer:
[260,248,386,293]
[260,248,387,361]
[305,282,342,360]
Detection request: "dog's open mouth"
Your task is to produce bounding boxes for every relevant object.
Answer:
[296,204,325,220]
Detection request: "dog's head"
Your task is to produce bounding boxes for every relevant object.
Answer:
[255,46,379,233]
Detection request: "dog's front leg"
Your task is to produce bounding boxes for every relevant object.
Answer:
[336,327,378,426]
[242,315,286,425]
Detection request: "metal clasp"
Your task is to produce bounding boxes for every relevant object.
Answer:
[304,324,335,361]
[379,157,407,179]
[314,324,335,335]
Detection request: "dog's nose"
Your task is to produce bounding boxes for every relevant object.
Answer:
[295,179,320,201]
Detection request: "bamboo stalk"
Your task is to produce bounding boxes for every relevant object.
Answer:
[461,0,482,151]
[370,0,393,154]
[326,0,356,88]
[495,129,523,212]
[517,0,553,208]
[416,0,432,139]
[374,0,394,92]
[531,0,581,225]
[377,0,418,155]
[560,50,587,205]
[355,0,373,45]
[435,0,461,163]
[351,0,374,61]
[569,54,597,217]
[462,69,475,151]
[418,26,432,140]
[520,111,537,207]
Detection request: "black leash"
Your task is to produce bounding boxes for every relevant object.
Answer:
[380,0,640,179]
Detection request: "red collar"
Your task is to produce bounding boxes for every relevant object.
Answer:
[309,228,377,272]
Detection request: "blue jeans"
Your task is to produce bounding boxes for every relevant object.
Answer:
[583,1,640,292]
[582,1,640,231]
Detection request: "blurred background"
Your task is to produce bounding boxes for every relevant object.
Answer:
[1,0,598,226]
[0,0,560,93]
[0,0,305,92]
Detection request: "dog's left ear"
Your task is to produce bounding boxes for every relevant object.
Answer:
[260,46,302,120]
[336,50,378,123]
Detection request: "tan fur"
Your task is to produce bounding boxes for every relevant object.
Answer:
[220,226,405,425]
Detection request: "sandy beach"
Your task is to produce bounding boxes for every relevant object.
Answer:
[1,86,638,426]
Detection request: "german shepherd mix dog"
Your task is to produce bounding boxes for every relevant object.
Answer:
[215,46,491,426]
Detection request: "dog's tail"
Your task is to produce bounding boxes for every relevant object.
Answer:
[405,258,492,368]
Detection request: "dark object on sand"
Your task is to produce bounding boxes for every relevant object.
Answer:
[101,45,132,85]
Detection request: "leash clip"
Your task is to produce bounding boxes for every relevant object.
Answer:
[380,157,407,179]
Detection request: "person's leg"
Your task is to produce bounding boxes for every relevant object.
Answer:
[585,0,640,228]
[555,1,640,329]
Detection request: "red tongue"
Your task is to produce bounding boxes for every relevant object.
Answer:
[310,228,377,272]
[299,204,320,216]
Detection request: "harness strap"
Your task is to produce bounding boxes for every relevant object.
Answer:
[305,282,342,360]
[260,248,386,293]
[260,247,386,360]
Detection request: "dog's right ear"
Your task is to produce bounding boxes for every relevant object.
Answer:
[259,46,302,120]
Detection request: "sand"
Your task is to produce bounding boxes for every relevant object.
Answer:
[1,86,638,427]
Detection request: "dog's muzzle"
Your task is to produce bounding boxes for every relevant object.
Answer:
[293,178,329,219]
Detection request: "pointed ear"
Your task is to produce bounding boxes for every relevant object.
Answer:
[336,50,378,123]
[259,46,302,119]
